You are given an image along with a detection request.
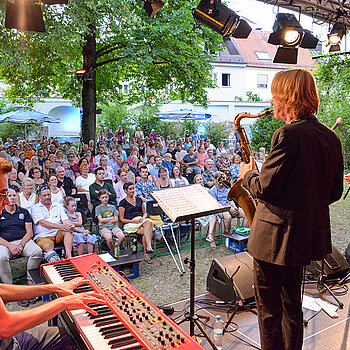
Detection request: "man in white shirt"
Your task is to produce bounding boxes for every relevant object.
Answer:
[31,186,75,262]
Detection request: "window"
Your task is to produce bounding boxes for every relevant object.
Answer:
[123,84,129,93]
[255,51,271,60]
[222,73,230,87]
[213,72,218,85]
[257,74,268,88]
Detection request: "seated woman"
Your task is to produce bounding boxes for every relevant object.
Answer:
[169,165,189,188]
[100,155,116,182]
[156,167,172,189]
[118,182,154,263]
[29,166,45,191]
[48,174,66,207]
[17,178,37,211]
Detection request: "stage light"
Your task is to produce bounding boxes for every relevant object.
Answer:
[143,0,164,18]
[268,13,318,64]
[326,23,346,52]
[193,0,252,55]
[5,0,46,33]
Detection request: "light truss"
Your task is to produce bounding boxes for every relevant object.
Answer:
[256,0,350,25]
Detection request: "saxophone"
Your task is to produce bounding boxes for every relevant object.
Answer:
[227,108,274,226]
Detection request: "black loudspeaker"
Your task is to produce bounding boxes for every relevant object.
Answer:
[306,245,350,279]
[206,252,255,303]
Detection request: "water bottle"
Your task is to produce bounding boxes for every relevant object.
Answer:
[213,315,223,350]
[131,237,138,254]
[114,238,120,258]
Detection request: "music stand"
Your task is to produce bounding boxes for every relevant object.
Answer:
[151,185,229,349]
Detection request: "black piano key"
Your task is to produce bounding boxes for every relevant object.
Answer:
[103,328,129,339]
[100,325,127,336]
[108,335,137,347]
[73,286,93,293]
[94,316,121,327]
[89,310,114,319]
[99,323,126,333]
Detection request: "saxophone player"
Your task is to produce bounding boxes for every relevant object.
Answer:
[239,69,343,350]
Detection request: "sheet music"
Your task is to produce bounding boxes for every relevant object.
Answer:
[150,184,226,222]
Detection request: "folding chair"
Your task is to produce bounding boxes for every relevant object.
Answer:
[147,201,185,275]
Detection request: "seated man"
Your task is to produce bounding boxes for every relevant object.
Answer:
[95,189,124,256]
[31,186,75,262]
[208,171,248,242]
[89,167,117,209]
[181,146,201,175]
[149,156,168,182]
[135,166,157,202]
[202,158,215,188]
[0,189,42,305]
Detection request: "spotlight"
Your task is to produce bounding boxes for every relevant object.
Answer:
[193,0,252,55]
[268,13,318,64]
[143,0,164,18]
[326,23,346,52]
[5,0,46,33]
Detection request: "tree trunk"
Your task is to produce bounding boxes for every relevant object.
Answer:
[81,31,97,144]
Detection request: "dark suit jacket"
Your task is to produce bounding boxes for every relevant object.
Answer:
[243,116,343,266]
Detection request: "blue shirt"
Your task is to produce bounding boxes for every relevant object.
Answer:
[150,166,168,180]
[135,180,157,201]
[161,160,173,174]
[210,185,231,207]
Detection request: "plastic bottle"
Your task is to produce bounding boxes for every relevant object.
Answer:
[114,238,120,258]
[213,315,223,350]
[131,237,138,254]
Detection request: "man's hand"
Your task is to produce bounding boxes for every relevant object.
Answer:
[238,155,256,180]
[55,277,91,297]
[61,222,75,232]
[61,291,107,316]
[8,243,22,256]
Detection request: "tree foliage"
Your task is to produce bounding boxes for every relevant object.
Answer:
[0,0,223,142]
[205,121,229,147]
[250,107,283,152]
[314,55,350,167]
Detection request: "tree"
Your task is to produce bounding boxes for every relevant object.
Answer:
[0,0,222,143]
[314,55,350,167]
[250,107,283,152]
[205,121,229,147]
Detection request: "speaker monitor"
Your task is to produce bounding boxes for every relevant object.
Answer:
[306,245,350,279]
[206,252,255,303]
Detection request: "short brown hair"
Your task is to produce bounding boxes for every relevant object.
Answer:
[271,69,319,118]
[0,158,12,174]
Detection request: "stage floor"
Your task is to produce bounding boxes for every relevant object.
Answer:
[167,281,350,350]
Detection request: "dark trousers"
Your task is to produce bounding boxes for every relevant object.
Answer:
[253,259,303,350]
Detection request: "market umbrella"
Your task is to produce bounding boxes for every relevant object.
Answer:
[0,108,60,138]
[154,108,212,135]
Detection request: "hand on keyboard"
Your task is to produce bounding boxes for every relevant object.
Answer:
[56,277,92,296]
[61,291,107,316]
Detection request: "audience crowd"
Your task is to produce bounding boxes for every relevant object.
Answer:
[0,127,266,303]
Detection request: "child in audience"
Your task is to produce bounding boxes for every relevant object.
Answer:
[95,189,125,256]
[65,197,98,255]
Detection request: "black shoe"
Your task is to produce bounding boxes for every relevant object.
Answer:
[17,300,29,307]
